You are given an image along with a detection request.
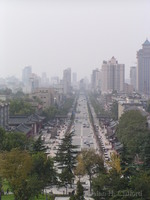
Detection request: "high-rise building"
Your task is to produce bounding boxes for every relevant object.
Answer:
[101,57,125,93]
[137,39,150,96]
[72,72,78,89]
[91,68,101,92]
[41,72,49,87]
[63,68,71,94]
[51,77,59,85]
[72,72,77,84]
[29,73,40,92]
[130,66,137,90]
[22,66,32,86]
[22,66,32,93]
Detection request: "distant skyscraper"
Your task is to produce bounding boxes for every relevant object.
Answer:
[22,66,32,86]
[130,66,137,90]
[101,57,125,93]
[30,73,40,92]
[91,68,101,92]
[72,72,77,84]
[41,72,49,87]
[63,68,71,94]
[51,76,59,85]
[137,39,150,95]
[72,72,77,89]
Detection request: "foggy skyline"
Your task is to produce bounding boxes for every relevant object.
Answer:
[0,0,150,80]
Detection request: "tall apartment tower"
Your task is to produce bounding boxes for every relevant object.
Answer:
[130,66,137,90]
[22,66,32,86]
[137,39,150,96]
[72,72,77,84]
[63,68,71,94]
[101,57,125,93]
[91,68,101,92]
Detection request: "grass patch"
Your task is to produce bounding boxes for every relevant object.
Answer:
[1,194,54,200]
[1,179,10,192]
[1,195,14,200]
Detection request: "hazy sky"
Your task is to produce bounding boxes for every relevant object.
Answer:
[0,0,150,80]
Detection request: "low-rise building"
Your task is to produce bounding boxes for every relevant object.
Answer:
[30,88,60,110]
[9,114,45,136]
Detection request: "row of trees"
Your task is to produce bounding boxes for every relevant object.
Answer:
[89,93,119,121]
[9,93,75,118]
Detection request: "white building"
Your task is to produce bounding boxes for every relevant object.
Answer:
[101,57,125,94]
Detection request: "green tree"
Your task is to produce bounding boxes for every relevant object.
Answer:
[32,135,47,153]
[9,99,35,115]
[0,149,56,200]
[110,101,118,120]
[0,88,12,95]
[0,149,33,200]
[2,132,32,151]
[130,170,150,199]
[75,149,105,193]
[0,128,5,151]
[31,152,57,195]
[116,110,150,165]
[42,106,58,120]
[55,132,78,189]
[146,100,150,113]
[76,180,84,200]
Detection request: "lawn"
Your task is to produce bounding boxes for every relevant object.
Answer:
[1,194,54,200]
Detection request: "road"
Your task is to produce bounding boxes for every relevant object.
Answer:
[72,94,98,151]
[41,93,112,197]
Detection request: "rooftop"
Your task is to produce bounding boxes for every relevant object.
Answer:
[143,39,150,46]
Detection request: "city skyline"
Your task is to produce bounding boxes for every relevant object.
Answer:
[0,0,150,80]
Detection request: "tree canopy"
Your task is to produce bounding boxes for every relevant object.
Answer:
[116,110,150,166]
[9,99,35,115]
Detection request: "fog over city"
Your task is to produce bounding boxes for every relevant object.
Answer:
[0,0,150,80]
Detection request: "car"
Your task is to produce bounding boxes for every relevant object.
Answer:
[84,140,87,144]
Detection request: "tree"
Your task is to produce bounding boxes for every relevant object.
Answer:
[76,180,84,200]
[107,153,122,174]
[55,132,78,189]
[31,152,57,195]
[92,172,110,200]
[42,106,58,121]
[146,100,150,113]
[32,135,47,153]
[2,132,32,151]
[130,170,150,199]
[0,88,12,95]
[116,110,150,166]
[69,181,84,200]
[75,149,105,193]
[0,149,33,200]
[110,101,118,120]
[0,149,57,200]
[9,99,35,115]
[0,128,5,151]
